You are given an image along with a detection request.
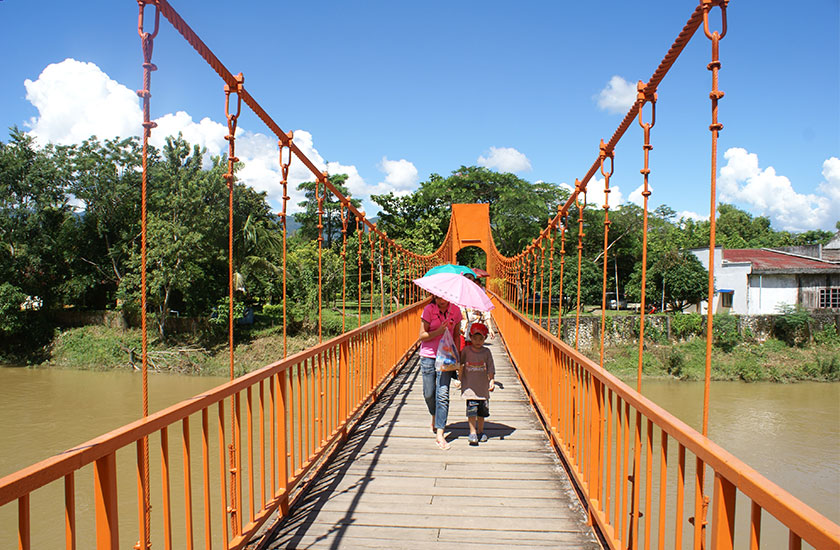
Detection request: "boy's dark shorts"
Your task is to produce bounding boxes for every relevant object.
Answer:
[466,399,489,418]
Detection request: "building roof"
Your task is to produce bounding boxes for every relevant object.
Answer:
[825,231,840,250]
[723,248,840,274]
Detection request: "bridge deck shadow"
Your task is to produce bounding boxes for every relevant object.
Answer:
[252,337,603,549]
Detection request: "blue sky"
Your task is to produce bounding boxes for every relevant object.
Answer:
[1,0,838,232]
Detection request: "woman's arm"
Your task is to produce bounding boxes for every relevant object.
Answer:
[419,319,448,342]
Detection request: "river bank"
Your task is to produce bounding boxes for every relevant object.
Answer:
[13,325,840,382]
[587,339,840,382]
[31,325,319,377]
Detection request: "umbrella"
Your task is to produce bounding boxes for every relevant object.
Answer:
[413,272,494,311]
[424,264,477,278]
[472,267,489,278]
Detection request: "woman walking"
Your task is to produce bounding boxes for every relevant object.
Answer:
[418,295,462,450]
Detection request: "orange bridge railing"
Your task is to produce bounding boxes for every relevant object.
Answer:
[491,292,840,550]
[1,301,424,550]
[3,1,840,550]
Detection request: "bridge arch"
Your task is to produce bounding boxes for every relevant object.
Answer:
[439,203,505,272]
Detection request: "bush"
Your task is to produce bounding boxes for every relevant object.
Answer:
[671,313,703,340]
[814,354,840,380]
[666,348,685,377]
[633,316,666,344]
[261,303,285,326]
[813,324,840,345]
[713,314,741,352]
[0,282,27,337]
[321,309,346,336]
[206,296,248,339]
[773,305,811,346]
[735,359,763,382]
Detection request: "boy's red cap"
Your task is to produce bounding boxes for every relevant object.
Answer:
[469,322,488,337]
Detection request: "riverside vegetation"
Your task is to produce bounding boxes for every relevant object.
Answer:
[583,309,840,382]
[2,130,838,377]
[35,306,840,383]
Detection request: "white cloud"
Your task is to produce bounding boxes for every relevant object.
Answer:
[377,157,419,197]
[24,59,142,145]
[19,58,380,216]
[558,178,626,211]
[596,75,636,114]
[677,210,708,223]
[151,112,228,159]
[719,148,839,231]
[477,146,532,173]
[586,176,625,209]
[628,183,652,207]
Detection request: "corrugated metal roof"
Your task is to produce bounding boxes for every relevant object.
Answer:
[723,249,840,273]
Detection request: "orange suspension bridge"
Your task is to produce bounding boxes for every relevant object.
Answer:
[1,1,839,549]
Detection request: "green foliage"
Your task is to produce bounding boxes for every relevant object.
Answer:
[294,174,361,248]
[372,166,568,257]
[320,309,347,336]
[812,354,840,380]
[48,326,142,369]
[0,128,75,309]
[734,359,764,382]
[666,347,685,377]
[671,313,703,340]
[3,125,838,366]
[625,250,707,312]
[0,282,27,336]
[632,316,666,344]
[261,303,285,326]
[712,313,741,352]
[813,324,840,345]
[552,252,602,314]
[208,296,247,337]
[773,305,811,347]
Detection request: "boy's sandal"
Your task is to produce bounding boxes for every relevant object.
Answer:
[436,438,451,450]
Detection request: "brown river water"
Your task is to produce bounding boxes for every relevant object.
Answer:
[0,367,837,548]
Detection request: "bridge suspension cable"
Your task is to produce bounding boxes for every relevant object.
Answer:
[2,1,839,550]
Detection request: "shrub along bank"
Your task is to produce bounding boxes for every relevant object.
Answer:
[24,308,365,377]
[582,308,840,382]
[11,307,840,383]
[593,339,840,383]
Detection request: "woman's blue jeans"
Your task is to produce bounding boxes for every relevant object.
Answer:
[420,356,452,431]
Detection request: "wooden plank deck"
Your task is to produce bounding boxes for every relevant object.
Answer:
[253,337,603,549]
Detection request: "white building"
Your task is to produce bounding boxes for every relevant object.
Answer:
[690,247,840,314]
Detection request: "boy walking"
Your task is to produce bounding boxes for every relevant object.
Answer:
[458,322,495,446]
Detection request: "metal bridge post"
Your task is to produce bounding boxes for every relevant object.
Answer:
[94,453,119,550]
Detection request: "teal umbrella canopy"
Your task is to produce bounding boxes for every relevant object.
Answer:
[424,264,477,278]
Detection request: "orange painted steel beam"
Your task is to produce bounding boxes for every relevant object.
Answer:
[0,301,426,507]
[151,0,438,271]
[94,453,119,550]
[488,292,840,550]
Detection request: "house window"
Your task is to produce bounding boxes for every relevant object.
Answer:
[720,292,733,308]
[819,288,840,309]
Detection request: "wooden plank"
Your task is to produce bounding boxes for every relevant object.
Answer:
[252,336,602,549]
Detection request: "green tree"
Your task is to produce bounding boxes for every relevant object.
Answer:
[117,135,230,339]
[625,250,708,312]
[0,127,75,309]
[284,241,342,329]
[294,174,361,249]
[67,136,142,308]
[373,166,568,257]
